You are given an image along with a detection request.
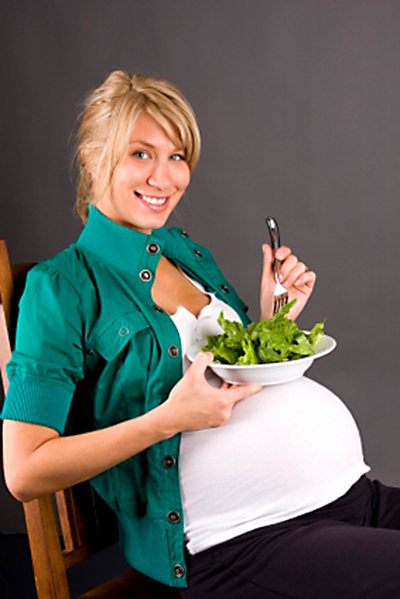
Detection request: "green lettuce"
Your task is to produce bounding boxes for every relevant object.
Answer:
[201,299,324,365]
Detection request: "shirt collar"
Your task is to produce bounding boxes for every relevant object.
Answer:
[77,206,172,273]
[76,206,185,275]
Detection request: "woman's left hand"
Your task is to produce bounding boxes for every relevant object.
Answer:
[260,243,316,321]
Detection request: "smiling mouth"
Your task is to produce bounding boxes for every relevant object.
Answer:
[135,192,168,206]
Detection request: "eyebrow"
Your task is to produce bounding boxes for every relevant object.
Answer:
[129,140,154,148]
[128,139,184,151]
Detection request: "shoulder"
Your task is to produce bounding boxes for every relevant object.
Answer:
[164,226,216,260]
[166,226,205,246]
[19,246,98,328]
[27,244,92,296]
[17,245,101,345]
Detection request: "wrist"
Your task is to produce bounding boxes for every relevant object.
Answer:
[143,401,181,440]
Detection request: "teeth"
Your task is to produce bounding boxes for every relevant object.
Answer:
[140,194,167,205]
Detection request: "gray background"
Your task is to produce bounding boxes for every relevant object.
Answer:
[1,0,400,534]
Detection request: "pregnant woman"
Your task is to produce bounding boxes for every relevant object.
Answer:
[3,70,400,599]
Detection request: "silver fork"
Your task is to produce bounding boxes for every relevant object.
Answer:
[265,216,289,315]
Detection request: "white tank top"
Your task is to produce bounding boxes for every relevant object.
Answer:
[170,279,370,555]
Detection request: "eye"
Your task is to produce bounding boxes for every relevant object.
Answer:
[133,150,150,159]
[170,153,186,162]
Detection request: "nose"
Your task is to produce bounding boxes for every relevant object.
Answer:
[147,160,171,190]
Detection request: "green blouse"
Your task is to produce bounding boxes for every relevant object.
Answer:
[2,206,249,587]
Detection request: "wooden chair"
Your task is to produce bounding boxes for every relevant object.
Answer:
[0,239,180,599]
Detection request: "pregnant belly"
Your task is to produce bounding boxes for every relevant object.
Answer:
[180,376,369,537]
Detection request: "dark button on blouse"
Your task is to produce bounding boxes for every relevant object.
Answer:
[140,269,152,282]
[180,230,189,238]
[220,284,229,293]
[147,242,160,255]
[194,249,202,258]
[174,564,185,578]
[167,511,181,524]
[153,305,163,314]
[168,345,179,358]
[162,455,176,469]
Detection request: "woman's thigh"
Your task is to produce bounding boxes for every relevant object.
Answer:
[181,521,400,599]
[369,478,400,529]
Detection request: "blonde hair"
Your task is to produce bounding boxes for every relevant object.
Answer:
[76,70,201,222]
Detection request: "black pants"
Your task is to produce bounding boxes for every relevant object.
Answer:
[180,476,400,599]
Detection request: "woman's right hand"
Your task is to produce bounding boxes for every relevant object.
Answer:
[160,351,261,434]
[3,353,259,503]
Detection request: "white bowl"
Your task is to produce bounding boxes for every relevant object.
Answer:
[186,334,336,386]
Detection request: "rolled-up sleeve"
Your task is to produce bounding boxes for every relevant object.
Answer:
[1,264,85,433]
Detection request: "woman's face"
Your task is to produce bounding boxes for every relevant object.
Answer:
[94,112,191,234]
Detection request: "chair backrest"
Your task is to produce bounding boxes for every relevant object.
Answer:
[0,239,179,598]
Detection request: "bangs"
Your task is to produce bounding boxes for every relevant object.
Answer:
[144,102,198,170]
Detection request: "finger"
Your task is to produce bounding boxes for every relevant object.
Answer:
[261,244,275,278]
[260,244,276,320]
[189,351,214,376]
[226,383,263,403]
[281,261,306,288]
[275,245,292,262]
[279,254,299,283]
[293,269,316,289]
